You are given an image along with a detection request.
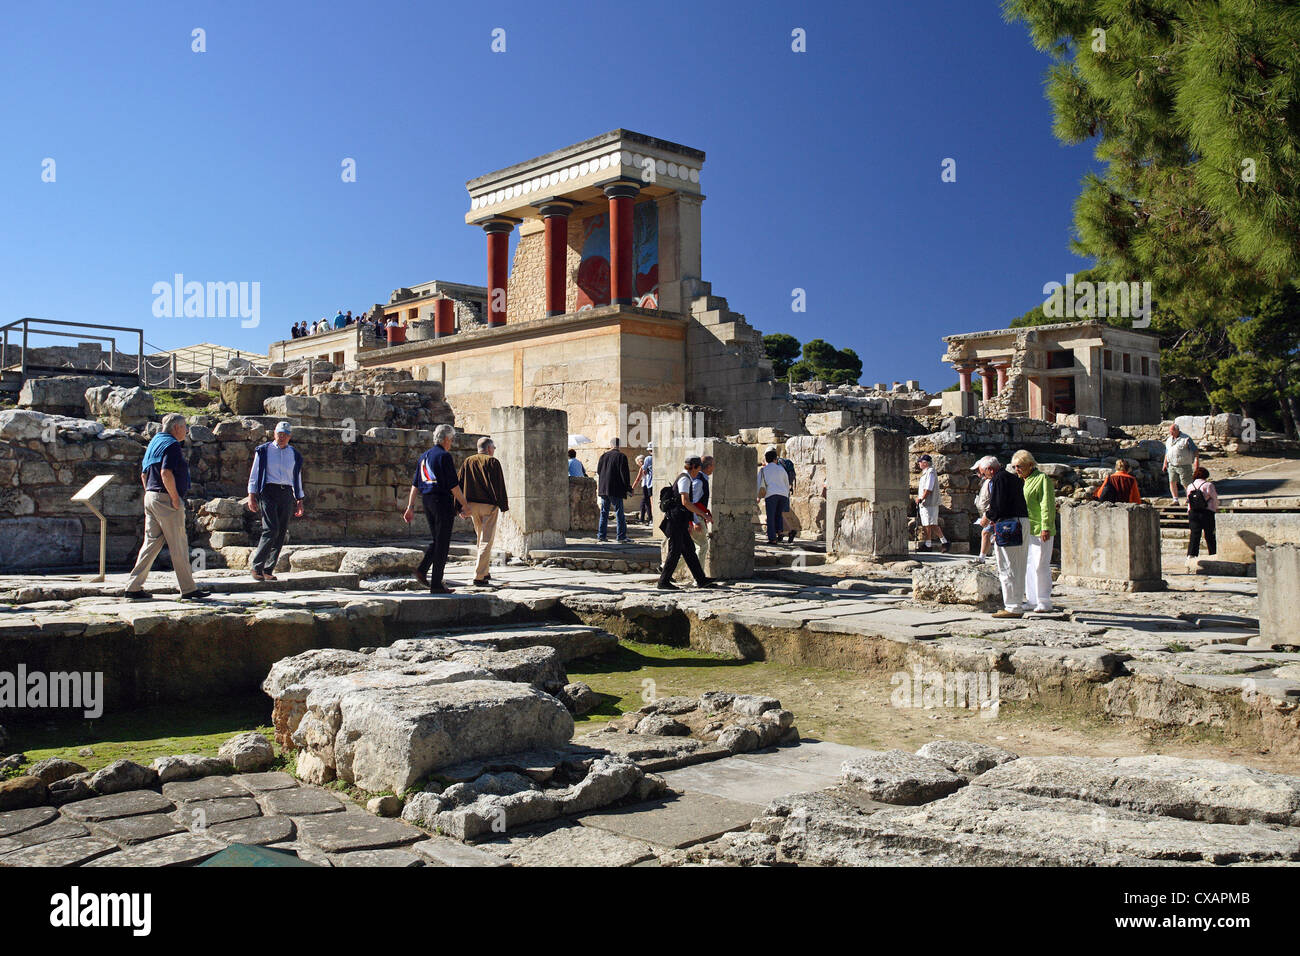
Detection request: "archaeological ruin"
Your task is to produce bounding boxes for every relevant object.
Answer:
[2,128,1299,877]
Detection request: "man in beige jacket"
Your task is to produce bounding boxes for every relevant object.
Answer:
[456,436,509,586]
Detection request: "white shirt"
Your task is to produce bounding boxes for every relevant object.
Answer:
[917,467,937,502]
[758,462,790,497]
[642,455,654,488]
[675,474,692,496]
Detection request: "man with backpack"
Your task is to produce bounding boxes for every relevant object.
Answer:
[657,456,718,590]
[1185,466,1219,561]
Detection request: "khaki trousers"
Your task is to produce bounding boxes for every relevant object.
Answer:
[126,491,197,594]
[467,501,499,581]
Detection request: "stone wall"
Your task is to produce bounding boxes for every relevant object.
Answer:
[1255,544,1299,648]
[0,406,485,570]
[1214,512,1300,564]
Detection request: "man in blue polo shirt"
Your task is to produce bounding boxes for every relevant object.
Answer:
[123,413,210,600]
[403,423,469,593]
[246,421,306,581]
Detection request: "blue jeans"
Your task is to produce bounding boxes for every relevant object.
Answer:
[765,494,788,542]
[598,496,627,541]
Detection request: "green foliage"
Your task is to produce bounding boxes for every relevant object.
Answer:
[762,333,801,378]
[789,338,863,385]
[1003,0,1300,426]
[152,389,219,417]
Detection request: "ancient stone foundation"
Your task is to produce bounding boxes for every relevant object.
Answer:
[825,427,908,560]
[1057,500,1165,591]
[1254,544,1299,649]
[490,406,568,558]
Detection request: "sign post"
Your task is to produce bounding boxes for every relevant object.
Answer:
[71,474,115,582]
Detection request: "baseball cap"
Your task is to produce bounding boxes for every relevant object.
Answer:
[275,421,292,434]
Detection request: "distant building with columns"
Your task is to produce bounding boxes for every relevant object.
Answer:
[273,129,802,453]
[942,320,1162,424]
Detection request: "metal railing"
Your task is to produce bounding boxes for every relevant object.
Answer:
[0,318,145,381]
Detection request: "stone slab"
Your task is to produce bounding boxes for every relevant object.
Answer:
[295,812,424,853]
[173,796,263,828]
[91,812,186,846]
[232,771,299,792]
[505,824,657,867]
[260,787,345,817]
[60,790,174,822]
[0,835,118,866]
[82,831,225,867]
[161,776,248,802]
[327,848,425,867]
[0,806,58,838]
[0,819,89,853]
[659,758,836,807]
[411,837,510,867]
[206,815,296,846]
[577,791,763,849]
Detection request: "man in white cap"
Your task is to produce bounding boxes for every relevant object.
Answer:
[246,421,306,581]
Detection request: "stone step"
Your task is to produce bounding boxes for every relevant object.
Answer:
[690,295,730,313]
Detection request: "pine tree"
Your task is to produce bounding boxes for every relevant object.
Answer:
[1003,0,1300,414]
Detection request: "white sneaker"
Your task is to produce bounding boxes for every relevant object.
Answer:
[1033,605,1053,613]
[972,555,986,564]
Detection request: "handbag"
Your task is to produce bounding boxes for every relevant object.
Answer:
[994,518,1023,548]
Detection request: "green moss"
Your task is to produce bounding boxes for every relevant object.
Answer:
[5,693,273,772]
[151,389,219,417]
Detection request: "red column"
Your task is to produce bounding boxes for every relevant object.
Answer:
[540,201,578,317]
[482,219,517,327]
[956,366,973,392]
[603,182,640,305]
[995,363,1009,393]
[979,366,995,397]
[434,298,455,337]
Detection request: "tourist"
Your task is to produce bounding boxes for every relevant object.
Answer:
[915,454,948,552]
[403,423,470,594]
[777,452,800,543]
[757,447,791,545]
[1185,465,1220,561]
[457,436,509,587]
[657,456,716,590]
[567,448,587,477]
[290,322,300,339]
[1013,449,1056,613]
[971,456,996,564]
[386,316,400,341]
[122,413,210,600]
[345,310,354,325]
[690,455,714,531]
[633,455,651,524]
[596,437,631,543]
[982,455,1030,618]
[245,421,306,582]
[333,309,346,330]
[1162,423,1199,505]
[1095,458,1142,503]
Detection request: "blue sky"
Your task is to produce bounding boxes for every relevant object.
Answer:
[0,0,1096,389]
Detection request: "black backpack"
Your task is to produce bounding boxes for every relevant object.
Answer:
[1098,479,1119,504]
[659,473,689,515]
[1187,482,1209,512]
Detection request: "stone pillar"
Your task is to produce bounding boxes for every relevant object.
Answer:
[940,391,978,416]
[994,363,1009,393]
[540,200,579,317]
[1056,501,1165,591]
[1251,544,1300,648]
[825,427,909,560]
[482,218,519,327]
[652,404,754,581]
[956,366,973,392]
[489,406,569,558]
[656,192,704,314]
[433,298,455,338]
[604,182,641,305]
[979,366,996,398]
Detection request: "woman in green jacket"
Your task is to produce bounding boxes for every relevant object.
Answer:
[1011,449,1056,612]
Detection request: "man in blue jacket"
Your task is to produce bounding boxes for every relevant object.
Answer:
[404,423,470,593]
[246,421,306,581]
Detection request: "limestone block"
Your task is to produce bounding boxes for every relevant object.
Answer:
[490,406,569,557]
[1057,500,1164,591]
[84,385,155,428]
[219,376,287,416]
[940,391,978,417]
[826,427,908,559]
[911,562,1001,610]
[1254,544,1300,649]
[804,411,853,436]
[1214,512,1300,564]
[17,376,108,417]
[568,475,598,532]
